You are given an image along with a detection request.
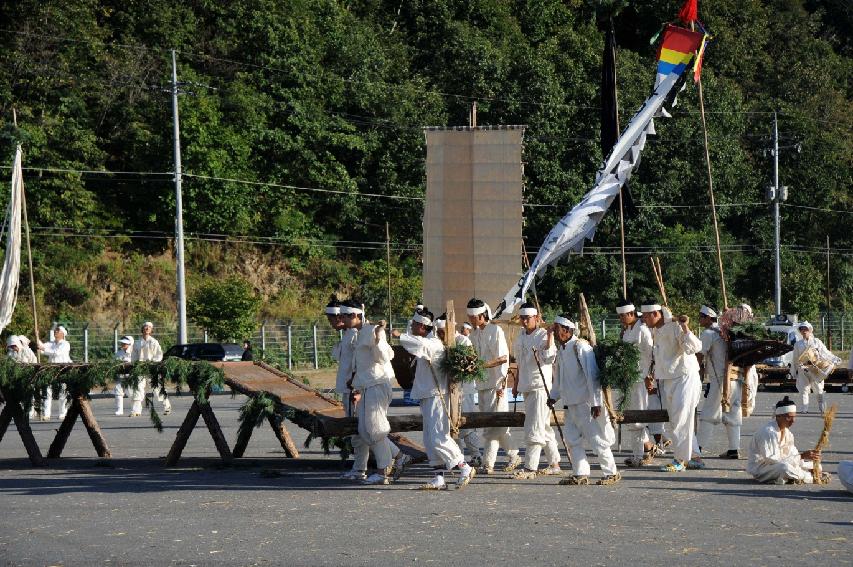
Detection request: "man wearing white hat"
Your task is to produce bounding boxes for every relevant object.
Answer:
[616,299,657,467]
[7,335,36,363]
[511,302,561,479]
[792,321,839,415]
[130,322,170,417]
[460,322,472,338]
[35,325,72,420]
[395,308,475,490]
[696,305,742,459]
[113,336,134,415]
[641,303,703,472]
[433,314,483,467]
[332,299,371,481]
[346,301,409,485]
[466,298,522,474]
[746,396,826,484]
[549,314,619,485]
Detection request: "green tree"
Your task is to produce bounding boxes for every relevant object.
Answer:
[189,276,261,341]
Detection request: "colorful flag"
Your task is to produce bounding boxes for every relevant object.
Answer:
[656,24,704,84]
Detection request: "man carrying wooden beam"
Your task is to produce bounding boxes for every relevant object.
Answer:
[616,300,658,467]
[511,302,561,480]
[394,308,475,490]
[466,298,522,474]
[548,314,620,485]
[696,305,742,459]
[641,302,704,473]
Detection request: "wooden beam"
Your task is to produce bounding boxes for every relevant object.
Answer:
[76,396,111,458]
[314,409,669,437]
[165,400,202,466]
[199,402,233,463]
[268,414,299,458]
[0,401,47,466]
[47,399,81,458]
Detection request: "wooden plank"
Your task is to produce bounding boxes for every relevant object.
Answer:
[7,405,46,467]
[268,414,299,458]
[77,396,111,458]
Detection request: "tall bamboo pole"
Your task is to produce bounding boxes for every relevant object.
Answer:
[13,109,40,357]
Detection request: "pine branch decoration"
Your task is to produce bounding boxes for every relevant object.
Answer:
[438,343,485,383]
[594,337,642,411]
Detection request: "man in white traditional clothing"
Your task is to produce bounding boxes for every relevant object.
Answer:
[838,460,853,493]
[35,325,72,420]
[130,322,170,417]
[746,396,827,484]
[616,300,657,467]
[511,302,561,480]
[548,314,619,485]
[113,336,134,416]
[642,303,704,472]
[434,315,483,467]
[792,321,840,415]
[696,305,742,459]
[460,322,472,338]
[466,298,522,474]
[394,308,475,490]
[346,301,408,485]
[333,300,372,481]
[8,335,36,363]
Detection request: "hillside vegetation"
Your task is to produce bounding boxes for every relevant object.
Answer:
[0,0,850,328]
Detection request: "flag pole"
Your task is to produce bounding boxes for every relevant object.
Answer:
[13,109,40,354]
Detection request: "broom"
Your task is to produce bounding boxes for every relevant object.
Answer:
[811,403,838,484]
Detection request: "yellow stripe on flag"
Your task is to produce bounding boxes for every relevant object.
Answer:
[658,47,694,66]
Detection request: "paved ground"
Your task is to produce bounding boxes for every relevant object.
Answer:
[0,388,850,567]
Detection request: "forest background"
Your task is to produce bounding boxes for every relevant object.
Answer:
[0,0,850,335]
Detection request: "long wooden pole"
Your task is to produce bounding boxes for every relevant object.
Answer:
[13,110,41,357]
[826,235,831,349]
[386,221,392,324]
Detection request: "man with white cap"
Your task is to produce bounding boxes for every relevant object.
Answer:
[511,302,561,479]
[7,335,36,363]
[113,336,134,415]
[333,299,371,481]
[394,308,475,489]
[35,325,72,420]
[549,314,619,485]
[466,298,522,473]
[346,300,408,485]
[696,305,742,459]
[641,302,703,472]
[460,322,472,338]
[130,322,170,417]
[433,314,483,467]
[792,321,839,415]
[746,396,827,484]
[616,299,657,467]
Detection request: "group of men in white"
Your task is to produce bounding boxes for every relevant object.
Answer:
[324,296,853,490]
[5,322,170,420]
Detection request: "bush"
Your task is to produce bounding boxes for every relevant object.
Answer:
[189,276,261,342]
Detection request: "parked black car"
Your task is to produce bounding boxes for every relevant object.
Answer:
[164,343,245,362]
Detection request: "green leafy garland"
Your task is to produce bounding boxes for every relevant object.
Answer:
[729,321,775,341]
[236,391,277,442]
[438,343,485,383]
[0,358,224,432]
[593,337,641,411]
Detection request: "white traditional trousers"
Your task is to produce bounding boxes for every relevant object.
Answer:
[624,381,651,458]
[522,388,559,470]
[420,396,464,469]
[457,391,483,456]
[697,377,742,452]
[478,387,519,468]
[751,458,813,484]
[345,390,370,471]
[357,382,394,470]
[562,403,617,477]
[29,385,69,420]
[796,373,825,413]
[130,377,171,415]
[660,375,701,463]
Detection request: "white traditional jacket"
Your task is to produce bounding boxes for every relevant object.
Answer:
[351,324,395,390]
[398,333,447,400]
[651,321,701,381]
[469,323,509,390]
[553,336,602,407]
[620,320,653,378]
[513,328,556,393]
[132,336,162,363]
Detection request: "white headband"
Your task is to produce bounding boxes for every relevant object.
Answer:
[554,316,575,329]
[775,404,797,416]
[467,306,487,316]
[55,325,68,335]
[798,321,813,332]
[325,306,340,315]
[7,336,18,347]
[143,321,153,329]
[616,304,636,315]
[462,322,472,329]
[434,319,447,330]
[641,304,662,313]
[700,305,718,318]
[412,313,433,326]
[339,306,363,315]
[518,307,538,317]
[120,336,134,345]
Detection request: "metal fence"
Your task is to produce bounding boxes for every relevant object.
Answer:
[30,311,853,368]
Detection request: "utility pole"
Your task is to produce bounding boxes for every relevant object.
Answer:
[766,112,789,317]
[171,49,188,344]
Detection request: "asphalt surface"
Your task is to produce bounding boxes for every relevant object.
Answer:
[0,389,850,567]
